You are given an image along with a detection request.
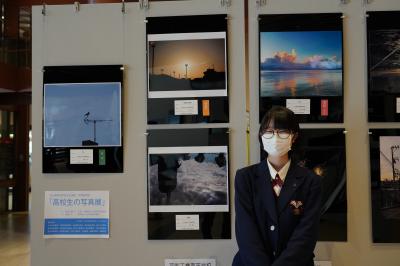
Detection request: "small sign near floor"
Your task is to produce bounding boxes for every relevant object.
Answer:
[165,258,216,266]
[43,191,109,238]
[314,261,332,266]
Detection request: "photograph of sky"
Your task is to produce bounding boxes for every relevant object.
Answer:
[148,33,226,95]
[44,82,121,147]
[260,31,343,97]
[379,136,400,182]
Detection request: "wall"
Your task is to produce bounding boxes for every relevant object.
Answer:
[248,0,400,266]
[31,0,400,266]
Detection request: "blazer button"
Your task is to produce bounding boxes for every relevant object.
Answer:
[270,225,275,231]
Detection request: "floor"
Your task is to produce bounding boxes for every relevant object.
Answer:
[0,212,30,266]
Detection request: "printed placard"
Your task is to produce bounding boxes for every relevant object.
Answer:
[70,149,93,164]
[176,215,200,230]
[44,191,109,238]
[174,100,198,115]
[286,99,311,114]
[165,258,216,266]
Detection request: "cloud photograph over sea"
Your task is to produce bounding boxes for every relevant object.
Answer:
[260,31,343,97]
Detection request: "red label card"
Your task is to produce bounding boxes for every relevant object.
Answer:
[321,99,328,116]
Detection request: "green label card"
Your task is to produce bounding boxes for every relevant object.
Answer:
[99,149,106,166]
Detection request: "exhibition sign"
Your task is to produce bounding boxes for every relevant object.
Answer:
[44,191,109,238]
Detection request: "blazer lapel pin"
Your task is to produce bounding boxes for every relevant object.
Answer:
[290,200,303,215]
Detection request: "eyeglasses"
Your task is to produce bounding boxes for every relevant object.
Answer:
[261,129,291,139]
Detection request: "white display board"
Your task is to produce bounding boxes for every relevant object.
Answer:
[31,1,245,266]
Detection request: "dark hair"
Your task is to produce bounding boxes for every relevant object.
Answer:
[259,106,300,158]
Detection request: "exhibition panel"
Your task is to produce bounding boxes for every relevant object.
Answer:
[32,1,246,265]
[147,128,230,239]
[369,129,400,243]
[259,13,344,123]
[42,65,124,173]
[367,11,400,122]
[147,15,229,124]
[259,128,347,241]
[295,128,347,241]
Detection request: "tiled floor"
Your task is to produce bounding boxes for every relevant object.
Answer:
[0,212,30,266]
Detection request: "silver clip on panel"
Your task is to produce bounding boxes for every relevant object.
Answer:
[363,0,373,5]
[122,0,126,14]
[221,0,232,7]
[42,2,46,16]
[74,2,80,13]
[139,0,149,10]
[256,0,267,9]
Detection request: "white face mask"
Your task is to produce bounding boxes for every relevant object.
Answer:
[262,134,293,157]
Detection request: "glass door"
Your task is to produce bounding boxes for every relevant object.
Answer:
[0,107,15,212]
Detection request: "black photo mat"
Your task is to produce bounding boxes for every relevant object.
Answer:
[42,65,123,173]
[146,15,229,125]
[367,11,400,122]
[259,13,344,123]
[147,128,230,240]
[260,128,347,241]
[369,129,400,243]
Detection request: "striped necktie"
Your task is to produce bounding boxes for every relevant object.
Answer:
[272,173,284,197]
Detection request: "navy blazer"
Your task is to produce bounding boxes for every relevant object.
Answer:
[232,160,322,266]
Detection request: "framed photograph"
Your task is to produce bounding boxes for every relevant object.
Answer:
[148,32,227,99]
[147,15,229,125]
[259,13,344,123]
[369,129,400,243]
[147,128,230,240]
[42,65,123,173]
[44,82,121,147]
[148,146,228,213]
[260,128,347,241]
[367,11,400,122]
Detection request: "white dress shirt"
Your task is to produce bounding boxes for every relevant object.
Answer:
[266,159,291,196]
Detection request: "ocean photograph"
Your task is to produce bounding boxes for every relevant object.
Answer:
[260,31,343,97]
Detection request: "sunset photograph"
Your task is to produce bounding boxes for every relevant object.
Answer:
[260,31,343,97]
[147,32,227,98]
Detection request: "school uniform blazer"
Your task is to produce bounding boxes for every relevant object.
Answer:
[232,159,322,266]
